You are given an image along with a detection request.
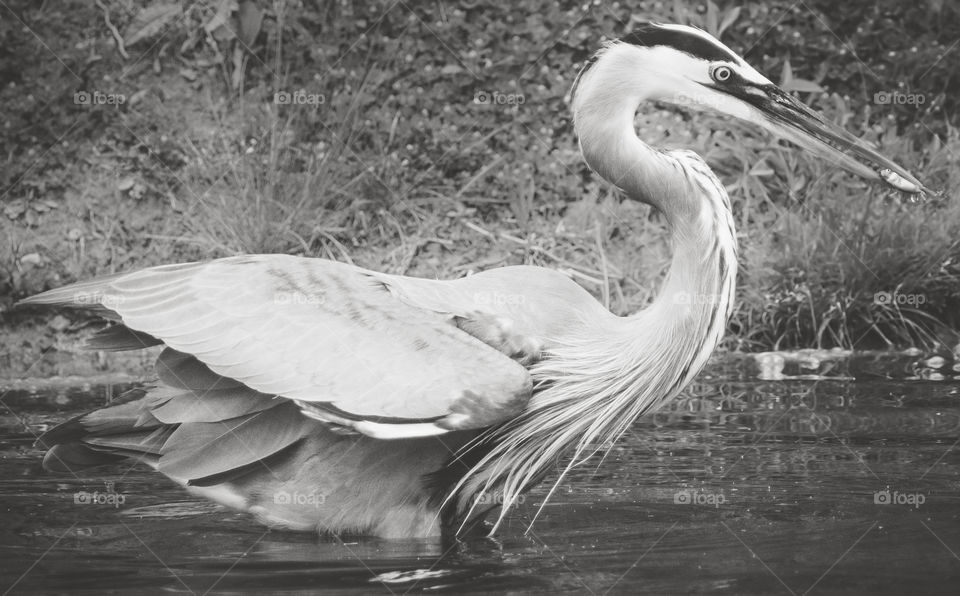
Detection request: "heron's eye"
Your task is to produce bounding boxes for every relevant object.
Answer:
[711,65,733,83]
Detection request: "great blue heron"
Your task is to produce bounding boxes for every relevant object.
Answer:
[21,23,927,539]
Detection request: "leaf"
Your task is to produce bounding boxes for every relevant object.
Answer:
[930,132,942,152]
[236,0,264,48]
[717,7,741,38]
[128,88,149,106]
[706,1,719,36]
[212,22,237,43]
[783,79,825,93]
[231,44,245,90]
[780,59,794,86]
[749,161,774,177]
[204,0,238,34]
[3,200,25,220]
[790,175,807,193]
[124,3,182,47]
[49,315,71,332]
[19,252,43,267]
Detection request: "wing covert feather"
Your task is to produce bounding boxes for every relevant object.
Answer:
[22,255,532,433]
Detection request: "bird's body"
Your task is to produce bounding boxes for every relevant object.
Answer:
[22,23,926,538]
[30,258,626,537]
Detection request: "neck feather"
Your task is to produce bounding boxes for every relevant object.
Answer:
[572,53,739,389]
[450,57,738,532]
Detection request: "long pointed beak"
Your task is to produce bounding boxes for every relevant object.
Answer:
[737,85,932,196]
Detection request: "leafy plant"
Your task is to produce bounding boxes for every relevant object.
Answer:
[2,0,957,354]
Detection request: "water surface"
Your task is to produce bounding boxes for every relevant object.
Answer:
[2,355,959,594]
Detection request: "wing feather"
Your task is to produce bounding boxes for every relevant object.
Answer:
[150,389,280,424]
[86,324,163,351]
[20,255,533,436]
[158,402,310,481]
[157,348,246,391]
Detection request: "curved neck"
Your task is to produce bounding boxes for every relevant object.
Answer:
[577,99,686,215]
[573,61,739,388]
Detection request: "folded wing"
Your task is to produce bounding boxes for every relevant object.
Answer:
[20,255,533,438]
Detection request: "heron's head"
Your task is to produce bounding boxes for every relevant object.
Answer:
[572,22,928,195]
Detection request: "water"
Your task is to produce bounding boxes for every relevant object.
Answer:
[2,356,960,594]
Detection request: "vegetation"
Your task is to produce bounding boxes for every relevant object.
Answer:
[1,0,958,375]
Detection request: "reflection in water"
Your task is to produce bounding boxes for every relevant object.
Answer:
[1,363,959,594]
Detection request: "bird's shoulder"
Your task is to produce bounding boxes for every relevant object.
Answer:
[375,264,615,348]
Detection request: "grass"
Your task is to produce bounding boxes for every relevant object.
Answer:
[726,123,960,350]
[1,0,958,358]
